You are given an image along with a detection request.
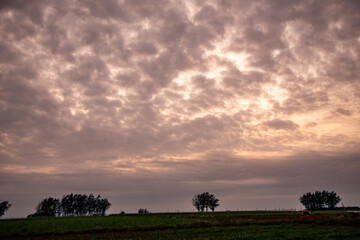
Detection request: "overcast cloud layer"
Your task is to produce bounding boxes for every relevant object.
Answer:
[1,0,360,218]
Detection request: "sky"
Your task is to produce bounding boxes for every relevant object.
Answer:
[0,0,359,218]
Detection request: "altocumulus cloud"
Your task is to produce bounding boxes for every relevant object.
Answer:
[0,0,359,218]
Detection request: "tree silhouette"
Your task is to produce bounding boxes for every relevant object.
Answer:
[61,193,111,216]
[299,192,315,210]
[32,197,61,217]
[138,208,149,214]
[73,194,88,216]
[87,194,96,215]
[97,196,111,216]
[60,193,73,216]
[299,190,341,210]
[209,196,220,212]
[28,193,111,217]
[192,192,219,212]
[324,191,342,209]
[0,201,12,217]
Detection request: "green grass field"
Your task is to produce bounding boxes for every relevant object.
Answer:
[1,211,360,239]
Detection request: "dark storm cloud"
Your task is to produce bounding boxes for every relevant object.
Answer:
[1,0,359,218]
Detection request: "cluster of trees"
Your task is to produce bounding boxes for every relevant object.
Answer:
[138,208,150,213]
[28,194,111,218]
[2,190,346,218]
[192,192,219,212]
[299,190,341,210]
[0,201,12,217]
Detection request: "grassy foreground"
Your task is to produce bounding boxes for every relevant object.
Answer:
[1,211,360,239]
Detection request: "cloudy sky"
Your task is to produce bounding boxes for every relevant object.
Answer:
[1,0,359,218]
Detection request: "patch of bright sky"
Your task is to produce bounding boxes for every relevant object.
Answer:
[183,0,198,21]
[282,21,311,49]
[3,165,59,174]
[40,147,58,158]
[233,150,293,159]
[261,77,289,105]
[317,86,360,136]
[324,122,359,138]
[204,66,227,81]
[117,88,131,98]
[205,30,249,73]
[172,32,253,117]
[286,100,359,146]
[43,6,58,23]
[70,105,88,116]
[214,178,279,186]
[160,12,358,149]
[0,134,15,158]
[111,157,167,173]
[69,90,89,116]
[43,70,65,102]
[173,71,195,89]
[106,64,137,100]
[272,49,281,58]
[74,45,93,56]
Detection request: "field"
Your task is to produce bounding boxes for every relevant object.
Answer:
[1,210,360,239]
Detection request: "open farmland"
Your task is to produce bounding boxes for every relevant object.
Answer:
[1,211,360,239]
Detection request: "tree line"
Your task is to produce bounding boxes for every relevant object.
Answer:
[191,190,343,212]
[27,193,111,217]
[1,190,345,218]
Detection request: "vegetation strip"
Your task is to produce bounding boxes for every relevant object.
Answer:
[1,211,359,239]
